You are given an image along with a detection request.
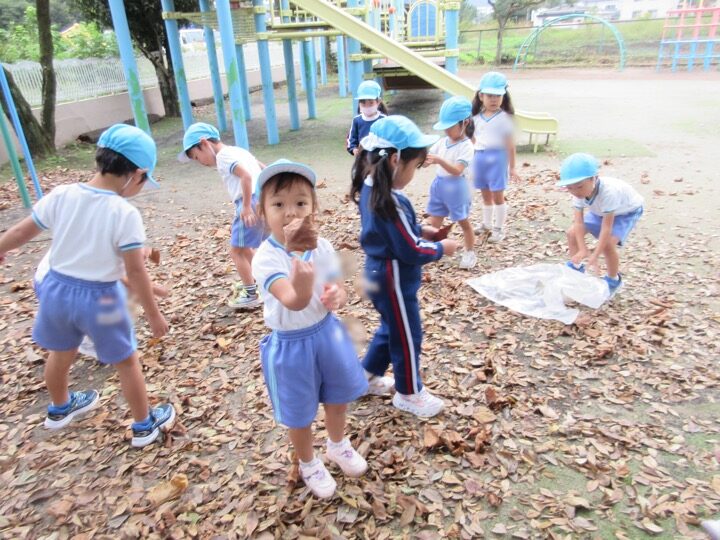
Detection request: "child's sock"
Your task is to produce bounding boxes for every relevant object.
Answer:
[48,399,72,413]
[494,203,507,231]
[483,205,493,229]
[607,274,619,280]
[327,438,347,450]
[132,415,153,430]
[299,455,320,469]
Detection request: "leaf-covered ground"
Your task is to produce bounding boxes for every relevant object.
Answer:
[1,69,720,539]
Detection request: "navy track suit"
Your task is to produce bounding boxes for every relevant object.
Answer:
[346,113,386,155]
[358,178,444,394]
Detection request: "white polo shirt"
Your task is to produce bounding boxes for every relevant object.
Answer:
[31,183,146,282]
[573,176,644,216]
[472,110,514,150]
[429,136,474,177]
[252,236,341,331]
[215,145,262,202]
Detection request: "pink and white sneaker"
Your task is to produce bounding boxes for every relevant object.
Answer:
[326,438,368,477]
[366,374,395,396]
[392,386,445,418]
[300,458,336,499]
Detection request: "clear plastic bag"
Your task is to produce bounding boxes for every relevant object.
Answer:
[466,263,610,325]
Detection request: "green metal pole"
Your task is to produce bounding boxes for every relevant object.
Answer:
[0,109,31,208]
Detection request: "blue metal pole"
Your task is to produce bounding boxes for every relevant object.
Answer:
[108,0,150,134]
[445,4,459,77]
[215,0,248,148]
[347,0,363,112]
[160,0,193,130]
[280,0,300,130]
[319,37,328,85]
[199,0,226,132]
[0,66,42,199]
[253,0,279,144]
[0,99,31,207]
[336,36,347,97]
[298,41,307,91]
[302,39,317,119]
[309,38,318,90]
[235,43,252,120]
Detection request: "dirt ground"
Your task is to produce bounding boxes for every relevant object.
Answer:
[1,66,719,539]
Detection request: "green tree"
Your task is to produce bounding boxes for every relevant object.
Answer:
[0,0,33,29]
[488,0,545,64]
[460,0,477,30]
[58,22,118,58]
[71,0,197,118]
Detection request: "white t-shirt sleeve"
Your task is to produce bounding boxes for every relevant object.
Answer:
[458,141,474,166]
[116,206,146,252]
[215,149,237,178]
[252,245,288,293]
[31,185,65,230]
[572,196,587,210]
[315,238,341,282]
[429,139,442,155]
[500,114,515,139]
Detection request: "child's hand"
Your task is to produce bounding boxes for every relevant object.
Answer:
[241,205,258,227]
[423,154,438,167]
[320,283,342,311]
[290,258,314,294]
[571,250,588,266]
[440,239,458,257]
[352,148,359,156]
[421,225,439,240]
[153,283,169,298]
[509,169,520,182]
[148,312,169,338]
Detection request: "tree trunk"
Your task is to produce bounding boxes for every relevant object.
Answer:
[155,59,181,118]
[495,20,506,65]
[0,67,54,157]
[36,0,56,149]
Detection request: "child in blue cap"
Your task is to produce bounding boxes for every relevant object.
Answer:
[0,124,175,447]
[179,122,265,309]
[346,80,387,156]
[350,115,458,418]
[558,153,644,297]
[471,71,520,243]
[251,160,369,499]
[425,95,477,269]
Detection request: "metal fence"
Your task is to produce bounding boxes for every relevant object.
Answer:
[5,42,290,107]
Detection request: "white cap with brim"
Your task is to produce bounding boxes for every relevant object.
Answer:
[255,159,317,197]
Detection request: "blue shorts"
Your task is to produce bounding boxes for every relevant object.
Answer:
[231,196,265,249]
[426,175,472,222]
[583,207,643,246]
[32,270,136,364]
[259,314,369,428]
[473,149,508,192]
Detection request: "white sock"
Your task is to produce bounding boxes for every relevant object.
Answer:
[300,456,319,469]
[327,438,347,450]
[494,204,507,231]
[483,205,493,228]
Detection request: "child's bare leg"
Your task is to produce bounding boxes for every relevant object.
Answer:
[604,239,620,277]
[289,426,315,462]
[428,216,444,229]
[567,225,580,257]
[491,190,505,205]
[480,189,493,206]
[45,349,78,405]
[230,246,254,285]
[115,352,150,422]
[324,403,347,443]
[457,219,475,251]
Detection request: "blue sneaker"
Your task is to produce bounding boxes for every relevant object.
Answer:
[44,390,100,429]
[566,261,586,273]
[131,404,176,448]
[604,274,623,298]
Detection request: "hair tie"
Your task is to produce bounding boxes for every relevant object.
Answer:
[378,149,387,157]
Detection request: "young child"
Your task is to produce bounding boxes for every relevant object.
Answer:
[558,153,644,297]
[251,159,369,499]
[350,116,458,418]
[471,71,520,243]
[346,80,387,156]
[0,124,175,448]
[425,96,477,269]
[179,122,265,309]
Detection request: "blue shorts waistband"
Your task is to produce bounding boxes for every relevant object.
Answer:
[435,175,465,181]
[474,148,505,154]
[274,313,332,340]
[46,269,118,289]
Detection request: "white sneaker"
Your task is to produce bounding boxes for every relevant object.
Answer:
[78,337,98,359]
[366,374,395,396]
[326,438,368,477]
[488,228,505,243]
[703,520,720,540]
[474,223,492,235]
[459,250,477,269]
[392,387,445,418]
[300,458,336,499]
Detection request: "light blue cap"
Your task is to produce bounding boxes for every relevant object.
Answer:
[178,122,220,162]
[362,115,439,151]
[479,71,508,95]
[356,80,382,100]
[433,96,472,130]
[558,153,599,186]
[97,124,159,187]
[255,159,317,197]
